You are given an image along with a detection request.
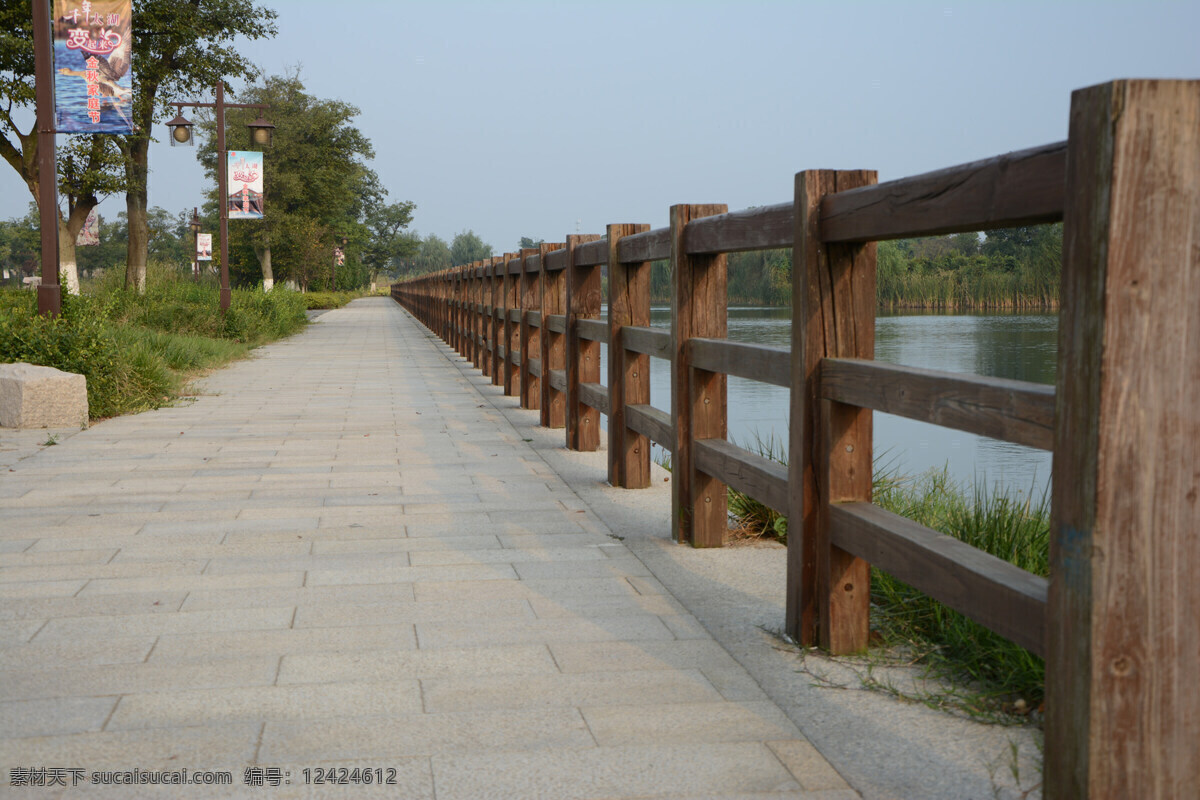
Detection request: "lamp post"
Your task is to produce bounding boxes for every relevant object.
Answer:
[166,84,273,312]
[188,208,201,280]
[31,0,60,317]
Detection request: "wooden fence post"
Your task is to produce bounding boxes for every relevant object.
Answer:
[471,262,484,370]
[540,242,568,429]
[1045,79,1200,800]
[508,249,535,397]
[670,204,728,546]
[520,250,541,409]
[607,223,652,488]
[565,233,602,451]
[786,169,877,653]
[487,258,501,382]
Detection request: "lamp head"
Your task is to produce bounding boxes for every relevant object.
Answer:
[167,113,193,146]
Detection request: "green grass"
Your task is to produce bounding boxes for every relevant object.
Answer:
[1,263,308,420]
[298,290,365,310]
[725,435,1048,713]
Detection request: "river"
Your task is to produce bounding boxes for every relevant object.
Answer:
[595,307,1057,498]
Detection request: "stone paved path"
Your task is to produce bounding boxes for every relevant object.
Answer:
[0,298,856,799]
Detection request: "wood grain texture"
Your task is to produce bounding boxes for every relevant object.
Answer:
[544,314,567,334]
[575,319,610,343]
[694,438,789,515]
[548,369,567,393]
[578,382,610,416]
[788,169,878,652]
[1046,79,1200,800]
[544,248,568,272]
[626,404,671,449]
[821,141,1066,243]
[574,238,609,267]
[683,202,793,254]
[565,234,603,451]
[608,223,653,489]
[538,243,567,428]
[688,339,789,387]
[621,326,671,359]
[830,502,1047,655]
[820,358,1055,450]
[520,248,541,409]
[616,227,670,263]
[670,204,729,547]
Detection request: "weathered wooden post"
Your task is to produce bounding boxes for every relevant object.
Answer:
[607,223,652,488]
[565,233,602,451]
[1046,78,1200,800]
[669,204,728,546]
[786,169,878,652]
[470,262,483,369]
[520,248,545,410]
[540,243,568,429]
[484,258,498,380]
[508,249,535,397]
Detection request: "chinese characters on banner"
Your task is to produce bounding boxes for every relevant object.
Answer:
[53,1,134,134]
[197,234,213,261]
[75,209,99,246]
[227,151,264,220]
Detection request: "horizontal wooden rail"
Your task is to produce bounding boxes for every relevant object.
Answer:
[820,358,1055,451]
[545,314,567,334]
[694,438,789,514]
[579,382,609,415]
[688,338,790,388]
[621,326,671,358]
[820,141,1066,243]
[527,357,541,377]
[684,202,793,255]
[544,248,568,271]
[548,369,566,392]
[626,403,670,448]
[576,318,610,344]
[616,228,670,263]
[829,501,1047,655]
[508,309,521,322]
[574,238,608,266]
[527,311,541,328]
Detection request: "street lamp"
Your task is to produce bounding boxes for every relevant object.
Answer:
[188,208,201,280]
[166,84,271,311]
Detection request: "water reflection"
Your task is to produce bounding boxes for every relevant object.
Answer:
[597,307,1057,495]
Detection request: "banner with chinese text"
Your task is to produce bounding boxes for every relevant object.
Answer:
[227,151,264,220]
[53,1,134,134]
[197,234,213,261]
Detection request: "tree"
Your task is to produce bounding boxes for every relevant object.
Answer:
[450,230,492,266]
[117,0,277,291]
[0,6,124,293]
[407,234,451,277]
[518,236,543,250]
[361,201,418,288]
[195,70,389,291]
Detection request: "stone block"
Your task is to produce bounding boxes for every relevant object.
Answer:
[0,362,88,428]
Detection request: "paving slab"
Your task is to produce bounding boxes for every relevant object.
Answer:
[0,298,863,799]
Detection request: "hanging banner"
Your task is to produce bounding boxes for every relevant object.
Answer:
[53,1,134,134]
[75,209,99,246]
[196,234,213,261]
[227,151,264,220]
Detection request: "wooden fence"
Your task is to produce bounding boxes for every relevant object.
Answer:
[392,79,1198,799]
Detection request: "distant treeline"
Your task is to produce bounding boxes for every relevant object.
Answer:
[640,224,1062,309]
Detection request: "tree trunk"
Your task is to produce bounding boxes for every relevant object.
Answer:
[124,138,150,292]
[56,201,95,295]
[255,244,273,291]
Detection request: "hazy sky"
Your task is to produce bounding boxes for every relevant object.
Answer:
[6,1,1199,252]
